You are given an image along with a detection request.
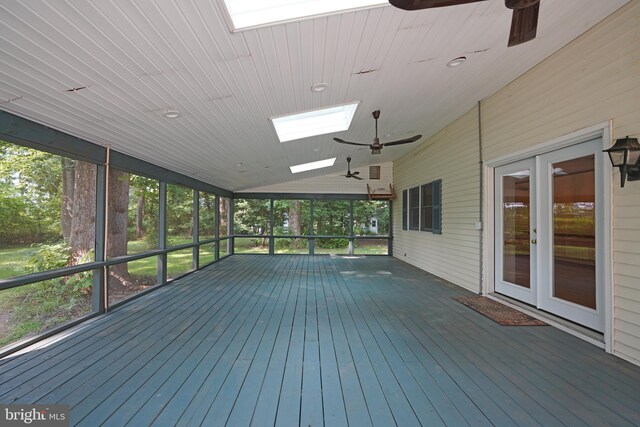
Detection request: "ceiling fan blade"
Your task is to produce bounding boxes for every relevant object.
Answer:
[353,175,364,180]
[333,137,370,146]
[507,2,539,47]
[382,134,423,147]
[353,171,360,175]
[388,0,486,11]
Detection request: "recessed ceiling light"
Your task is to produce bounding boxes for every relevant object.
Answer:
[312,148,320,152]
[223,0,387,30]
[311,83,328,92]
[163,109,181,119]
[290,157,336,174]
[271,102,359,143]
[447,56,467,68]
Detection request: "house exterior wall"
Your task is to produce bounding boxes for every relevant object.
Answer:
[393,108,481,293]
[239,161,393,195]
[393,1,640,364]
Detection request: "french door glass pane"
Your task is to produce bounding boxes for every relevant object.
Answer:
[552,155,596,309]
[502,171,530,288]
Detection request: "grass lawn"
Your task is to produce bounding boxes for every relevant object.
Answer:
[0,246,41,279]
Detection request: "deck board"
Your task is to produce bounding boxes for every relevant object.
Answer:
[2,255,640,426]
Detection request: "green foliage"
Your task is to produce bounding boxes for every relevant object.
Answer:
[0,191,40,243]
[167,184,193,243]
[273,238,309,254]
[25,243,93,294]
[313,200,350,236]
[0,275,92,347]
[199,193,216,239]
[0,243,93,347]
[128,174,160,244]
[273,200,311,235]
[26,243,71,273]
[234,199,270,235]
[275,238,291,250]
[353,200,389,235]
[0,140,63,244]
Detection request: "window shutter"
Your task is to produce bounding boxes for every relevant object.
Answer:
[432,180,442,234]
[402,189,408,230]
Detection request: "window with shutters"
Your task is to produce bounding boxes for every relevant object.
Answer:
[420,180,442,234]
[404,180,441,234]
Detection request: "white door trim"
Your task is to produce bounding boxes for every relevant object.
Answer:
[482,121,613,352]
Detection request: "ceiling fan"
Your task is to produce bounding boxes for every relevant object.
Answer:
[333,110,422,155]
[388,0,540,47]
[343,157,363,180]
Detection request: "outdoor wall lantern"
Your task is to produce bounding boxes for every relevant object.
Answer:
[604,136,640,188]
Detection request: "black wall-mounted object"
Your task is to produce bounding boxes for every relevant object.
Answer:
[603,136,640,188]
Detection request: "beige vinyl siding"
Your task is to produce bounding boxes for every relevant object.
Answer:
[480,1,640,363]
[393,108,481,293]
[239,162,393,194]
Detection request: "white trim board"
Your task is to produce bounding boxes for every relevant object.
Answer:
[485,121,610,167]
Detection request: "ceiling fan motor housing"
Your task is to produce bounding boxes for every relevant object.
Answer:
[505,0,539,9]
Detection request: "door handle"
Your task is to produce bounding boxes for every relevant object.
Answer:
[531,239,537,244]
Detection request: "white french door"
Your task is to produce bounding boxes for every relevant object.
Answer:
[495,139,604,332]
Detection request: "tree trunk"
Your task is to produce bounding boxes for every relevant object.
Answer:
[289,200,302,248]
[220,197,228,236]
[136,192,144,239]
[61,158,75,244]
[107,169,130,279]
[69,161,96,261]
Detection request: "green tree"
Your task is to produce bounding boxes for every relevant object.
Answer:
[129,175,159,245]
[353,200,389,235]
[166,184,193,245]
[313,200,350,236]
[0,141,62,244]
[234,199,270,235]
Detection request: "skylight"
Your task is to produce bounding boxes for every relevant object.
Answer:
[223,0,387,30]
[272,102,359,143]
[290,157,336,174]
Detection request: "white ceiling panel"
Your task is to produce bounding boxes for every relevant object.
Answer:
[0,0,630,191]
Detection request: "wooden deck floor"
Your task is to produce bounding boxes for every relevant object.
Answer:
[1,255,640,426]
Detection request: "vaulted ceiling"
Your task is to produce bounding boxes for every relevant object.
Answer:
[0,0,629,191]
